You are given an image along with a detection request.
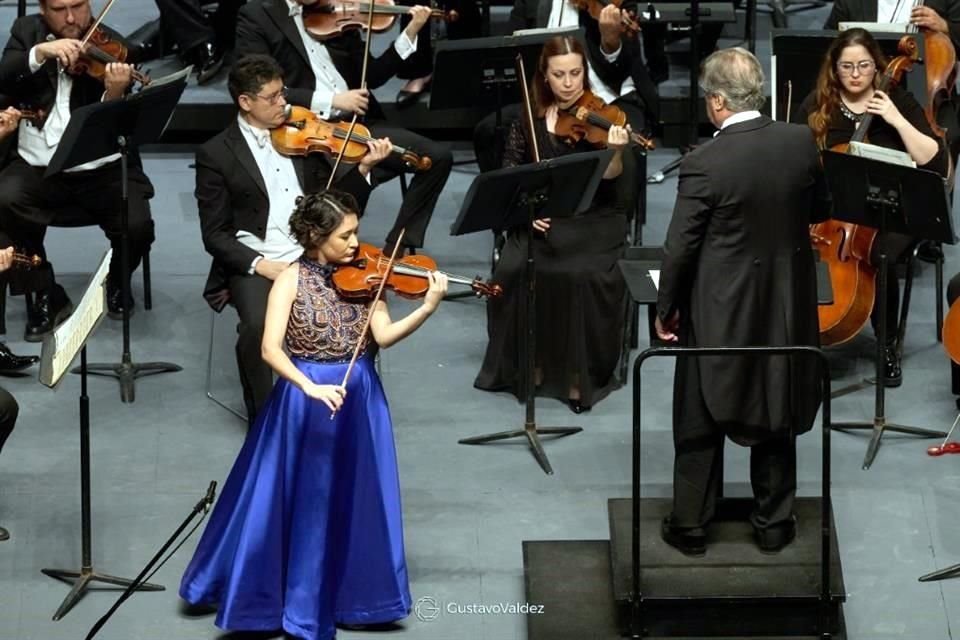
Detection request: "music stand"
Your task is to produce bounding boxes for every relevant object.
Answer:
[46,70,188,402]
[38,250,164,620]
[822,150,954,469]
[452,149,612,474]
[642,2,735,178]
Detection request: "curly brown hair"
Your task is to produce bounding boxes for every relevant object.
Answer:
[288,189,360,250]
[532,36,591,117]
[809,28,888,148]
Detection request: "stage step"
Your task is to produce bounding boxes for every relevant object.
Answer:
[524,538,847,640]
[606,497,846,637]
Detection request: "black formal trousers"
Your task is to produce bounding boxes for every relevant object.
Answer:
[154,0,244,53]
[673,361,797,532]
[0,387,18,455]
[227,272,274,426]
[0,156,155,295]
[367,123,452,249]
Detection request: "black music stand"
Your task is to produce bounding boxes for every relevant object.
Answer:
[643,2,735,179]
[452,149,612,474]
[38,252,164,621]
[47,71,188,402]
[822,150,954,469]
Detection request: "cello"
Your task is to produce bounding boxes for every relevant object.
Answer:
[811,36,920,345]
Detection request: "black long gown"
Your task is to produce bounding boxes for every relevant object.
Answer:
[474,118,634,409]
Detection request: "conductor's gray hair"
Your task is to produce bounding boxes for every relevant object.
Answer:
[699,47,766,113]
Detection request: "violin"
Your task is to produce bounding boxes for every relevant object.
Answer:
[570,0,643,36]
[555,90,655,151]
[302,0,458,40]
[10,252,42,268]
[811,36,918,346]
[272,106,432,171]
[68,26,151,87]
[331,243,502,300]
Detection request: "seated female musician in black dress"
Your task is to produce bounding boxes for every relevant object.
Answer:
[793,27,949,387]
[474,35,634,414]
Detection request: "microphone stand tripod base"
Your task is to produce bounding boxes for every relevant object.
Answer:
[41,566,164,621]
[459,423,582,475]
[831,418,947,469]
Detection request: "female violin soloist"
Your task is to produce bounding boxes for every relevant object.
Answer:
[793,28,950,387]
[180,190,450,640]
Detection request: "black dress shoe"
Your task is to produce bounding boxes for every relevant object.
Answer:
[396,78,431,109]
[25,285,73,343]
[661,516,706,557]
[754,516,797,554]
[0,343,38,372]
[0,526,8,541]
[107,283,136,321]
[190,42,225,85]
[883,344,902,388]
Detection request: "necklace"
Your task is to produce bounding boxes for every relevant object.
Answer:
[839,101,865,124]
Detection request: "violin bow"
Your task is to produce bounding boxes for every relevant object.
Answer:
[516,53,541,163]
[325,0,378,189]
[330,228,406,418]
[80,0,118,49]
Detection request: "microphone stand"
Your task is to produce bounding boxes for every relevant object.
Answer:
[84,481,218,640]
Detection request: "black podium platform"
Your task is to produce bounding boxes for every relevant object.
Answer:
[525,497,847,640]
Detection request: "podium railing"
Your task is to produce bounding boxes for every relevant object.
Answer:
[629,344,835,638]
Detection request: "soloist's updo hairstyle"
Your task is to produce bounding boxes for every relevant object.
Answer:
[288,189,360,249]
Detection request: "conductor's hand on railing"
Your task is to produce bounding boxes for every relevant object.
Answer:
[655,311,680,343]
[304,382,346,412]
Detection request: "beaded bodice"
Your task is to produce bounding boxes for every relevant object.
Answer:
[285,257,369,363]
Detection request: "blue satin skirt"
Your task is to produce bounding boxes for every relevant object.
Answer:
[179,354,411,640]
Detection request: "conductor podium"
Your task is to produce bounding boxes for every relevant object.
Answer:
[522,263,846,638]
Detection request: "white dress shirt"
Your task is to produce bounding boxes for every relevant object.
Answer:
[877,0,912,24]
[285,0,418,118]
[546,0,635,104]
[236,115,304,271]
[18,46,120,171]
[715,109,762,136]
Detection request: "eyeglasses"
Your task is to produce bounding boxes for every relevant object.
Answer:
[249,86,288,105]
[836,61,876,76]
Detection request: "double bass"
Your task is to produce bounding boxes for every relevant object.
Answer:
[811,36,920,345]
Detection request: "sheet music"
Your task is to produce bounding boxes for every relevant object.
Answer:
[847,141,916,167]
[649,269,660,290]
[838,21,910,33]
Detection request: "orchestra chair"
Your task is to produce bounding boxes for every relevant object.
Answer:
[0,207,153,335]
[896,240,945,353]
[205,296,248,422]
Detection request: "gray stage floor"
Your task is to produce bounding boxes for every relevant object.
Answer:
[2,2,960,640]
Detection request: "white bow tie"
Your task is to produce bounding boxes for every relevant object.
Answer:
[289,3,302,17]
[255,131,270,148]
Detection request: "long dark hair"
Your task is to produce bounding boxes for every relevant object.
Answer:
[532,36,591,117]
[809,28,888,148]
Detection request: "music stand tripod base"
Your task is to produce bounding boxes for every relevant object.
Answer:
[459,423,582,475]
[40,567,164,621]
[72,358,183,403]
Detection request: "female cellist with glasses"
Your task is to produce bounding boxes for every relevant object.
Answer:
[792,28,949,387]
